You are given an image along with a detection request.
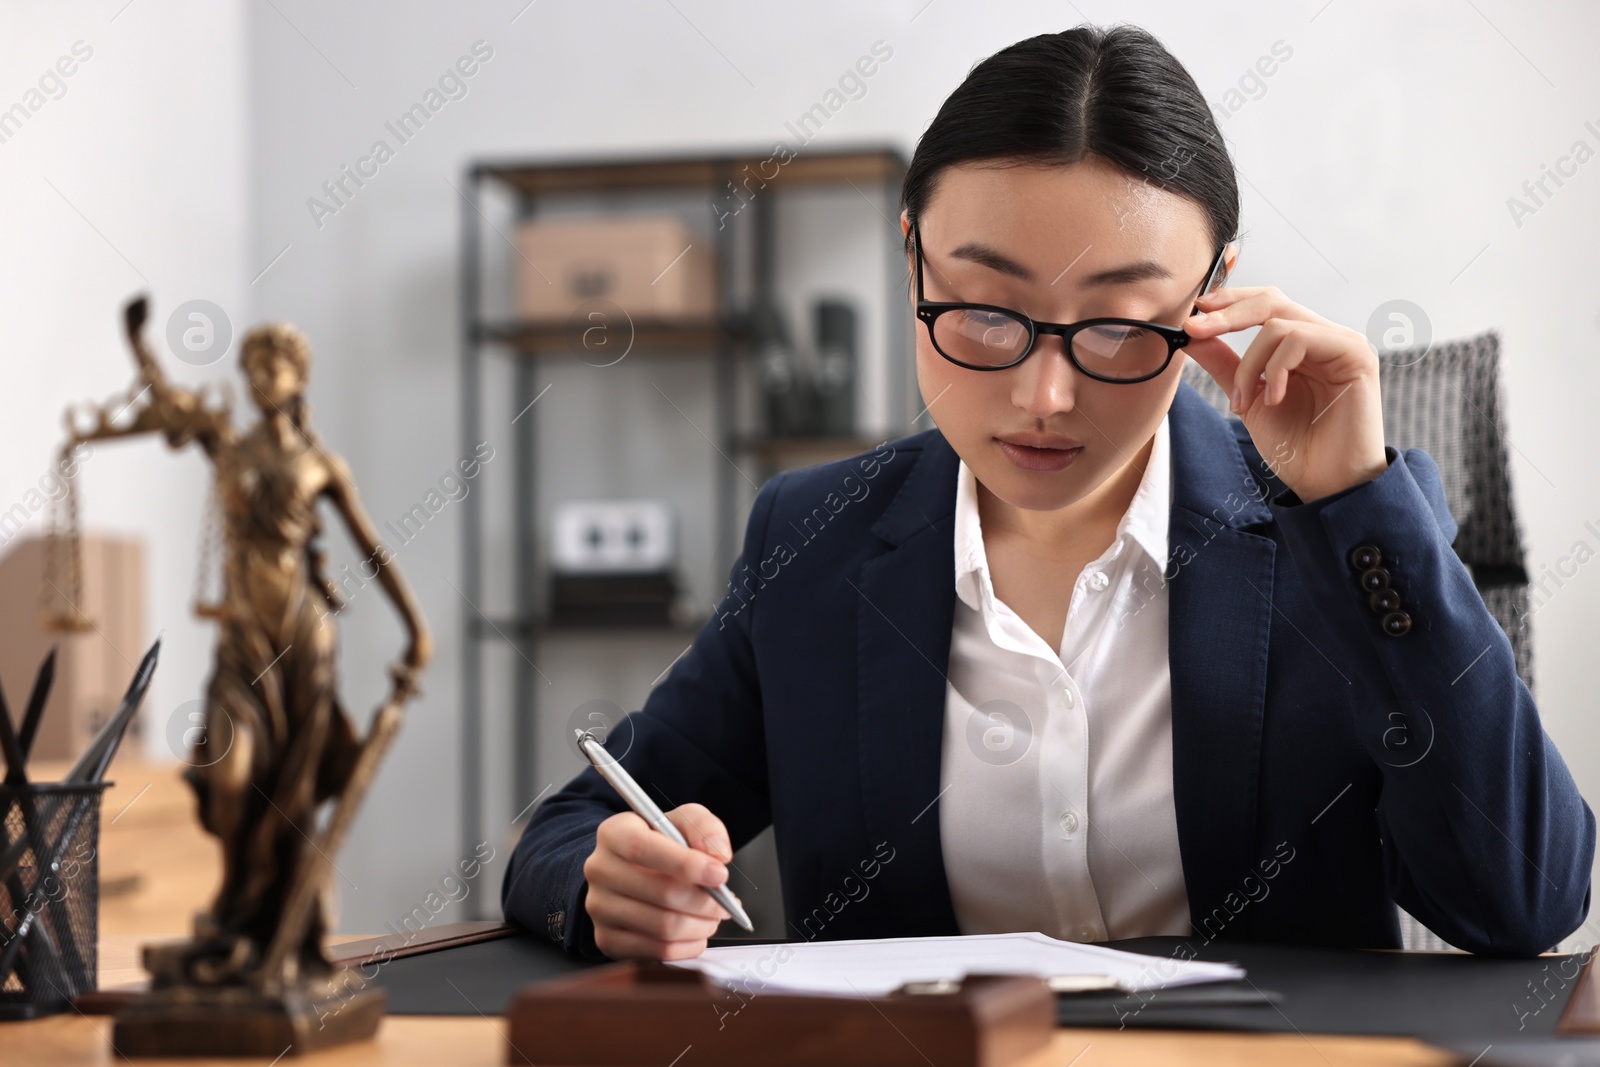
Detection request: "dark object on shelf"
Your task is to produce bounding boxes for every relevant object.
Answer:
[812,297,857,437]
[505,961,1054,1067]
[754,298,813,438]
[550,572,679,627]
[755,297,860,439]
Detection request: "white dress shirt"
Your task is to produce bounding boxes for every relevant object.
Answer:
[938,414,1190,942]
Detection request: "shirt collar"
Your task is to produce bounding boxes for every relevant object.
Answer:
[953,413,1172,612]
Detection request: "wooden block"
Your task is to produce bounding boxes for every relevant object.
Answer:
[506,961,1055,1067]
[111,979,385,1057]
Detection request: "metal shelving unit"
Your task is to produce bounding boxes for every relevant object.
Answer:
[457,146,911,915]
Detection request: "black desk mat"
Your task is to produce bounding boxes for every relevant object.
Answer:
[367,930,1586,1042]
[1064,935,1584,1038]
[370,933,604,1016]
[1430,1037,1600,1067]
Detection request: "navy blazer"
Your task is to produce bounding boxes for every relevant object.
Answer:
[503,381,1595,958]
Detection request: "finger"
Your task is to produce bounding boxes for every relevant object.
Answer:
[585,848,732,921]
[1181,334,1241,403]
[1231,319,1296,411]
[591,920,710,962]
[1259,331,1310,406]
[599,812,728,887]
[1238,320,1373,413]
[586,885,727,945]
[668,803,733,863]
[1188,286,1334,339]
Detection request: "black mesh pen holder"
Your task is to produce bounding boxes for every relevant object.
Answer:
[0,781,108,1019]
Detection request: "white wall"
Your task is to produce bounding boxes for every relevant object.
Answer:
[0,3,247,793]
[7,0,1598,949]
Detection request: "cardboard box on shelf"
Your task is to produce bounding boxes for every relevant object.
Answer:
[0,534,146,764]
[515,215,716,322]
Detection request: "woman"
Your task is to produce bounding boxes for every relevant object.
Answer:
[502,24,1593,961]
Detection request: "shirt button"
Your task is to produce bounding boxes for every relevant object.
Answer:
[1059,811,1079,834]
[1089,571,1110,591]
[1078,924,1096,941]
[1061,687,1075,708]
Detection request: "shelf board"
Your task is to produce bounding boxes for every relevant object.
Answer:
[476,317,749,355]
[736,435,888,465]
[475,145,906,197]
[469,615,705,639]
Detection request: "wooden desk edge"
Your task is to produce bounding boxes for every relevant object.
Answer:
[1556,943,1600,1033]
[326,920,520,967]
[72,922,523,1015]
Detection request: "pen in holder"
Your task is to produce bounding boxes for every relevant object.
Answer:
[0,638,159,1020]
[0,779,108,1019]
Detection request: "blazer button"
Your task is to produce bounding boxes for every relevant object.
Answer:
[1359,567,1391,593]
[546,909,565,942]
[1349,545,1382,572]
[1381,611,1412,636]
[1369,588,1402,613]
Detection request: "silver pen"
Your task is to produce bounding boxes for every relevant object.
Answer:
[574,728,755,932]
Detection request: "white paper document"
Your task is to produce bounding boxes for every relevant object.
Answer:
[665,931,1245,997]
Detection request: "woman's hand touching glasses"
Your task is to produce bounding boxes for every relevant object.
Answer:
[1182,285,1389,503]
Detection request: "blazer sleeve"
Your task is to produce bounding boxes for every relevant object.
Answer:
[1268,445,1595,956]
[500,470,785,959]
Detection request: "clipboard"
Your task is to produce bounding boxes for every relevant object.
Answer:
[505,960,1056,1067]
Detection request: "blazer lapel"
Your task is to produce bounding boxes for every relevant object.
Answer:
[851,384,1277,941]
[855,432,963,936]
[1164,383,1277,938]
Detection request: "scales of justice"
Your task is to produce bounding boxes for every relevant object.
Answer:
[44,296,433,1055]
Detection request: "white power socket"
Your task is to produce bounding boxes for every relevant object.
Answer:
[551,499,676,574]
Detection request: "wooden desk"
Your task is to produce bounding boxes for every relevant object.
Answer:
[2,759,1460,1065]
[0,1002,1460,1065]
[6,929,1461,1067]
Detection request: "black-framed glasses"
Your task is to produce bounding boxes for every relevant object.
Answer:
[912,219,1229,383]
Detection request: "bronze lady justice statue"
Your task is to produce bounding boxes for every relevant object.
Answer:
[55,297,431,1050]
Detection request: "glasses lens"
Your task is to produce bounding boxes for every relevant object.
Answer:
[1071,323,1173,380]
[931,308,1031,367]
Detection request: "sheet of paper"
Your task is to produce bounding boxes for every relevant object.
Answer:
[665,932,1244,997]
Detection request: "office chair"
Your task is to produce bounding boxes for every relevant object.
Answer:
[1180,329,1534,953]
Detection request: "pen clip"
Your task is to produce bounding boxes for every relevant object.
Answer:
[897,978,963,995]
[1047,974,1127,994]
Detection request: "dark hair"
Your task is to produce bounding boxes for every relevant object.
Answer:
[900,25,1239,279]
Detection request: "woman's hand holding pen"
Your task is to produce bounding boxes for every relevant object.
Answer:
[1182,285,1390,503]
[584,803,736,960]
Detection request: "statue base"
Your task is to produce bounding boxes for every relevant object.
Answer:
[112,942,385,1057]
